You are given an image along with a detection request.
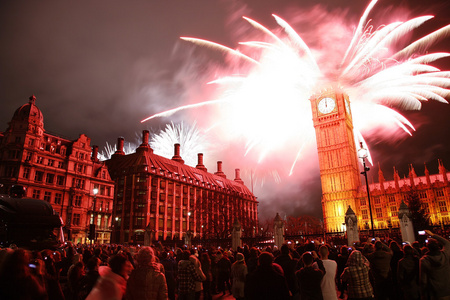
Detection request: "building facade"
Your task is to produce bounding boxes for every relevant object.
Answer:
[0,96,115,244]
[311,88,450,232]
[106,132,258,244]
[355,161,449,232]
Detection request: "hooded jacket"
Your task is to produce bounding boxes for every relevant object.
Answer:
[419,234,450,300]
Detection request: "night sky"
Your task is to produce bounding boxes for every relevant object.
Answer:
[1,0,450,221]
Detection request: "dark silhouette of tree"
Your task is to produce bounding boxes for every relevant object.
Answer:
[405,190,430,236]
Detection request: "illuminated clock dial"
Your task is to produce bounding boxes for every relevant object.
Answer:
[318,97,336,114]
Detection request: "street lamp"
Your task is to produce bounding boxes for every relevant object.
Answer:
[90,188,99,243]
[358,142,375,238]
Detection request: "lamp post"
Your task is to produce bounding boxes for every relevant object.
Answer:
[358,142,375,238]
[90,188,98,243]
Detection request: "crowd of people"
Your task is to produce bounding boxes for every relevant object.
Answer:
[0,229,449,300]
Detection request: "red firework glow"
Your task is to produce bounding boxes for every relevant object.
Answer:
[142,0,450,178]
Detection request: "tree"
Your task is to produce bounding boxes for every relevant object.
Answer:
[405,190,430,236]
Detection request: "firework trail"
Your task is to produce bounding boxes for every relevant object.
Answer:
[142,0,450,176]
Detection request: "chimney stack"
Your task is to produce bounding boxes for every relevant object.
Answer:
[214,161,226,178]
[234,168,244,184]
[92,145,99,161]
[113,137,125,156]
[137,130,153,153]
[196,153,207,172]
[171,143,184,164]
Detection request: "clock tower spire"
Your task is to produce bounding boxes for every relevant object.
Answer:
[310,87,361,232]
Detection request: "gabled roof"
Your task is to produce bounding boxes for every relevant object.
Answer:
[106,147,255,198]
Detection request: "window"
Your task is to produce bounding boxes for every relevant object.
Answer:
[375,207,383,218]
[150,204,156,213]
[37,156,44,164]
[47,159,54,167]
[360,199,366,206]
[390,206,397,217]
[436,189,444,198]
[46,173,55,184]
[25,152,32,161]
[76,164,83,173]
[57,175,65,186]
[15,136,21,143]
[55,193,62,205]
[388,195,395,203]
[44,191,51,202]
[73,214,81,226]
[28,139,34,146]
[373,197,380,204]
[439,201,447,212]
[419,191,427,199]
[74,195,82,207]
[422,203,430,214]
[32,189,41,199]
[23,168,30,179]
[34,171,44,182]
[57,161,64,168]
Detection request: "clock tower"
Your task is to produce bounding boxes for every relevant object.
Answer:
[310,88,361,232]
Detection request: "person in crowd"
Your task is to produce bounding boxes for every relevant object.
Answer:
[274,244,299,299]
[216,250,232,296]
[178,250,205,300]
[296,251,324,300]
[246,247,259,274]
[160,251,177,300]
[397,244,420,300]
[244,251,290,300]
[341,250,374,300]
[231,252,248,300]
[41,251,65,300]
[389,240,403,299]
[366,239,393,300]
[336,246,349,299]
[126,246,168,300]
[419,230,450,300]
[0,248,48,300]
[86,253,133,300]
[66,260,85,300]
[317,245,338,300]
[79,256,101,300]
[190,249,206,300]
[200,252,213,300]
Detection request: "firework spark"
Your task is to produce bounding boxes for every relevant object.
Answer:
[150,121,209,166]
[142,0,450,176]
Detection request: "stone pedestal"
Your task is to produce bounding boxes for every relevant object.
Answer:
[398,201,415,243]
[232,219,242,251]
[274,213,285,249]
[345,206,360,246]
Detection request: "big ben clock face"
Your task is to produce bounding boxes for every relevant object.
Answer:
[318,97,336,114]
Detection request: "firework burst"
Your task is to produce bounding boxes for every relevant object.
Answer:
[142,0,450,176]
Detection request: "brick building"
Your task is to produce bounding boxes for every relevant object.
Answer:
[0,96,114,243]
[106,132,258,244]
